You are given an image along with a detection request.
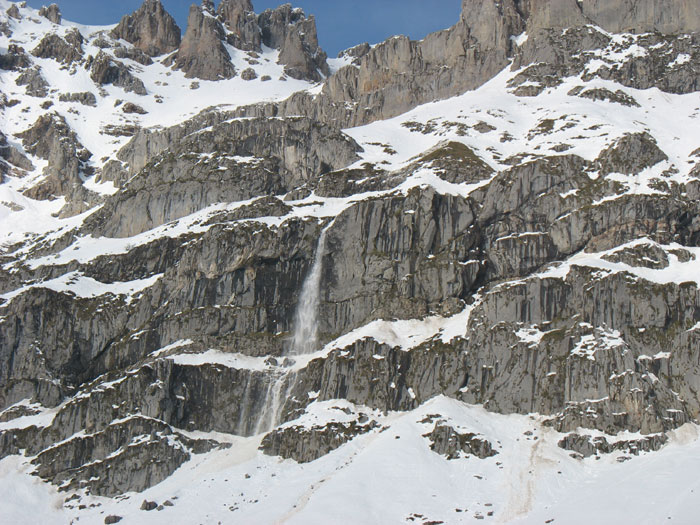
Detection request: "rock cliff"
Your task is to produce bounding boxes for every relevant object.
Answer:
[0,0,699,522]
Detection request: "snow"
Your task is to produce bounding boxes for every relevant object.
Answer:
[167,349,271,372]
[344,64,700,192]
[0,456,66,525]
[511,32,529,47]
[0,271,163,304]
[320,303,476,355]
[3,395,698,524]
[0,401,61,431]
[515,326,547,347]
[538,238,700,287]
[150,339,194,358]
[669,53,691,67]
[571,329,627,361]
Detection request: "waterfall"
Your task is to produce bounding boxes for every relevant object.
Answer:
[253,225,330,434]
[290,228,328,355]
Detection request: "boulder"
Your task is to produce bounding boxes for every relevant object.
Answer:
[58,91,98,106]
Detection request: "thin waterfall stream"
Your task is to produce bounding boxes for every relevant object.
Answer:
[254,225,330,434]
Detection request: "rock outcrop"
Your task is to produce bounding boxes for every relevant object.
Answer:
[89,51,147,95]
[172,2,235,81]
[111,0,181,57]
[58,91,97,106]
[38,3,61,24]
[261,417,380,463]
[16,113,92,201]
[31,29,83,64]
[15,66,49,97]
[424,422,499,460]
[0,44,30,71]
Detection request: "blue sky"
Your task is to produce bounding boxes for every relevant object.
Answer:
[24,0,462,57]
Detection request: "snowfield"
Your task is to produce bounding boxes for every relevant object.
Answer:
[2,396,700,524]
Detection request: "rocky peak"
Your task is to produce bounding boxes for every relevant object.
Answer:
[38,3,61,24]
[167,1,329,82]
[201,0,216,14]
[110,0,181,57]
[5,3,21,20]
[172,3,236,80]
[217,0,260,51]
[258,4,329,81]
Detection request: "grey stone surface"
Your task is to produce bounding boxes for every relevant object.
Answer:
[58,91,97,106]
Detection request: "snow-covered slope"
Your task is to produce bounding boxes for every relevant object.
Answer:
[3,397,700,524]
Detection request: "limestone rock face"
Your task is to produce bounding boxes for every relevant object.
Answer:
[82,116,360,238]
[110,0,181,57]
[580,0,700,34]
[460,0,525,52]
[172,3,235,80]
[525,0,588,30]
